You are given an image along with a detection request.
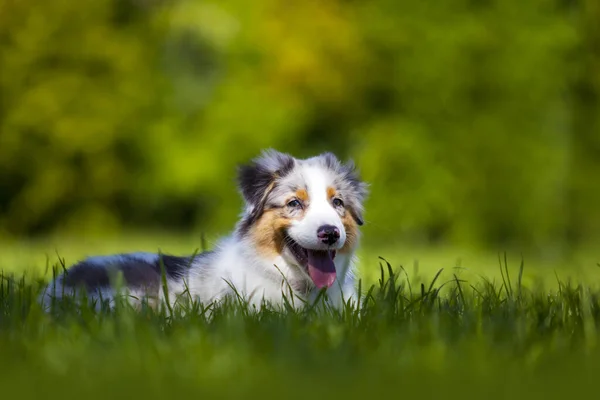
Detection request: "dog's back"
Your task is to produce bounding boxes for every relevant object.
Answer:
[40,252,214,309]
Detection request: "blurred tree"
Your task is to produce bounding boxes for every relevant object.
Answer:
[0,0,598,250]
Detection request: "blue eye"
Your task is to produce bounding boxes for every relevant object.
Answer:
[333,198,344,207]
[287,199,302,208]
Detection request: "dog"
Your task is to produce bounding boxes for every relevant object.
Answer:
[40,150,368,311]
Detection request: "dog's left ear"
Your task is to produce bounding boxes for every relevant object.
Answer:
[237,149,295,213]
[340,160,369,226]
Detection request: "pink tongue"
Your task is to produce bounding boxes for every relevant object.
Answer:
[307,250,336,289]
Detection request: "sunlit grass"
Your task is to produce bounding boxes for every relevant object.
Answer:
[1,252,600,399]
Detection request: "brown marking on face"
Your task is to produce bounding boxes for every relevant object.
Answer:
[326,186,337,199]
[295,188,309,202]
[340,211,359,253]
[250,209,291,259]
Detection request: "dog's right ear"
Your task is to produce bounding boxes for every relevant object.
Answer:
[237,149,295,212]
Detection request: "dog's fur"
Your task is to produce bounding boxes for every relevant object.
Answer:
[40,150,368,310]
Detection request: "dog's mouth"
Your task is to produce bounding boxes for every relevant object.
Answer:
[285,237,337,289]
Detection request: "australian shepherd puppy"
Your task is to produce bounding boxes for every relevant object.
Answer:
[41,150,368,311]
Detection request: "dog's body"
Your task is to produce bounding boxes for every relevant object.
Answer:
[41,150,368,310]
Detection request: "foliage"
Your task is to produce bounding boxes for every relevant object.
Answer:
[1,0,599,249]
[2,259,600,398]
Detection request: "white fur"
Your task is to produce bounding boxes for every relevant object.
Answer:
[182,234,358,311]
[287,165,347,251]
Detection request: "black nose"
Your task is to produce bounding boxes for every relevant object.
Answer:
[317,225,340,245]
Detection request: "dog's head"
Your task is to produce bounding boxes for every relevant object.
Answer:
[237,150,368,289]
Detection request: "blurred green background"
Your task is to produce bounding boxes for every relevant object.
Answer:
[1,0,599,262]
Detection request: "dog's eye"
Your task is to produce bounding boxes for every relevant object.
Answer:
[287,199,302,208]
[332,198,344,208]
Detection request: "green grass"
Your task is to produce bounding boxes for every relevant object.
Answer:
[1,236,599,399]
[2,231,597,285]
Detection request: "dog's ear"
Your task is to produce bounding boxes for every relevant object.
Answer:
[340,159,369,226]
[237,149,295,211]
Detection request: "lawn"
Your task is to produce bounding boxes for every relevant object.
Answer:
[0,234,599,399]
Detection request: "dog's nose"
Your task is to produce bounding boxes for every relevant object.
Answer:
[317,225,340,245]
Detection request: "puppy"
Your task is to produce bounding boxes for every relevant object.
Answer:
[40,150,368,311]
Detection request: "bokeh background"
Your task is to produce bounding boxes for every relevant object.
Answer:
[1,0,599,272]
